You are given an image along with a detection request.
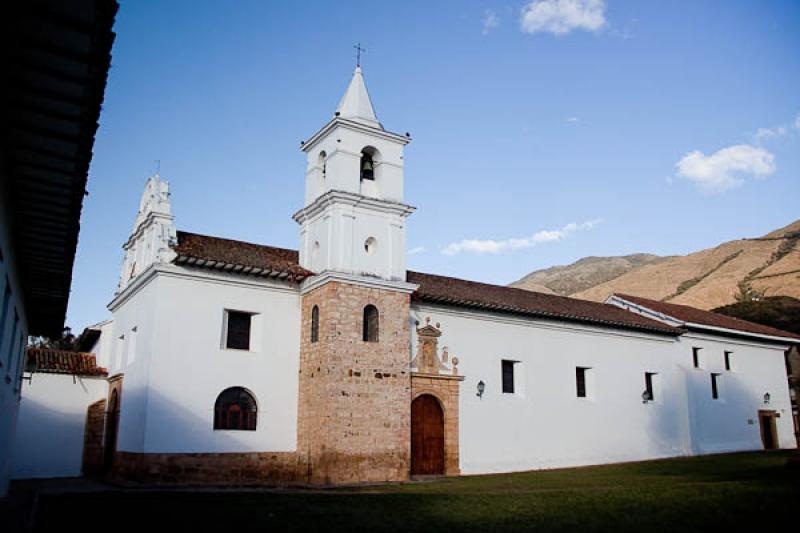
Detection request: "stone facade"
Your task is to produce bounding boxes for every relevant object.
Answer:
[298,280,412,484]
[82,398,106,476]
[112,451,302,485]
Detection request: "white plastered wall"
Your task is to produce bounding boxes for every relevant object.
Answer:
[411,304,688,475]
[676,333,795,453]
[11,373,107,479]
[299,201,408,281]
[108,265,301,454]
[410,303,797,475]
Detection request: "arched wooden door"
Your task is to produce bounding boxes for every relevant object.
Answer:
[103,389,119,473]
[411,394,444,475]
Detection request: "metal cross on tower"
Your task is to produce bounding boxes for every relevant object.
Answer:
[353,42,366,67]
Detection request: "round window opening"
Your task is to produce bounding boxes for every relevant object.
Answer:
[364,237,377,255]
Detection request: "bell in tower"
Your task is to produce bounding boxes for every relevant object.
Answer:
[360,149,375,181]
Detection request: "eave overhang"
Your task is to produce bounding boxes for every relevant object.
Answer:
[3,0,118,335]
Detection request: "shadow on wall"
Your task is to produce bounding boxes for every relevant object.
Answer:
[116,385,287,455]
[645,366,771,458]
[13,380,287,481]
[108,386,304,485]
[11,393,88,479]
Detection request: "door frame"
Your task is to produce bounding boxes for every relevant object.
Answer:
[758,409,779,450]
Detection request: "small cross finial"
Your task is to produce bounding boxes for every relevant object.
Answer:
[154,159,161,176]
[353,42,366,67]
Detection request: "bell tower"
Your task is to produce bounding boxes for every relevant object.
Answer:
[117,174,176,294]
[293,66,414,281]
[294,67,417,485]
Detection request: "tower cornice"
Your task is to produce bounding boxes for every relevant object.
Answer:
[300,270,418,295]
[292,189,415,224]
[301,117,410,153]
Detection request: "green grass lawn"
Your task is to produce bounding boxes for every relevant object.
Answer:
[32,452,800,532]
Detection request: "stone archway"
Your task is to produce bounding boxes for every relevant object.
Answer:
[411,394,445,475]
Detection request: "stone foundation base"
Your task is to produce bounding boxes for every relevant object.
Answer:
[112,451,306,486]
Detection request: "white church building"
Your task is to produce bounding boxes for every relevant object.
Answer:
[13,67,799,485]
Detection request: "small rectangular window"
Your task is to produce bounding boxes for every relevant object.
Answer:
[692,347,701,369]
[644,372,656,401]
[225,310,252,350]
[576,367,589,398]
[502,360,515,394]
[711,373,721,400]
[724,351,732,371]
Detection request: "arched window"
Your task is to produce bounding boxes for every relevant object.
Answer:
[311,305,320,343]
[214,387,257,431]
[363,304,379,342]
[360,148,375,180]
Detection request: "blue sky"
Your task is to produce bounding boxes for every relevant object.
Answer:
[67,0,800,331]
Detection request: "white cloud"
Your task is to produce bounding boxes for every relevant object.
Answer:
[482,10,500,35]
[441,219,601,256]
[566,116,579,123]
[752,113,800,143]
[408,246,426,256]
[675,144,775,192]
[754,126,786,142]
[520,0,606,36]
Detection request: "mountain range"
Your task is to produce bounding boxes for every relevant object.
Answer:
[510,219,800,311]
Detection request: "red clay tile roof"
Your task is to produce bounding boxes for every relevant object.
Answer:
[172,231,313,282]
[168,231,680,335]
[614,293,800,342]
[25,348,108,377]
[408,271,682,336]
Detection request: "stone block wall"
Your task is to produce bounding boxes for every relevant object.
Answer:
[298,280,412,484]
[112,451,303,485]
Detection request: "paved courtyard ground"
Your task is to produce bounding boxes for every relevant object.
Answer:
[3,451,798,532]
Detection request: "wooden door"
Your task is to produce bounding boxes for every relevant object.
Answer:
[411,394,444,475]
[103,389,119,473]
[759,411,777,450]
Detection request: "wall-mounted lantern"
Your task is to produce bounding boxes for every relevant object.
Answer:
[642,390,652,403]
[763,392,771,405]
[476,380,485,399]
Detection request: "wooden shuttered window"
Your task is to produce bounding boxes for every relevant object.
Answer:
[311,305,319,343]
[692,347,701,368]
[711,373,720,400]
[576,367,587,398]
[502,360,515,394]
[214,387,257,431]
[644,372,655,401]
[363,305,379,342]
[226,311,252,350]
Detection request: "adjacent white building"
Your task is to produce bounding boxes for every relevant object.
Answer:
[12,349,108,479]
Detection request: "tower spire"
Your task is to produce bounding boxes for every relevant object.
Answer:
[335,64,380,128]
